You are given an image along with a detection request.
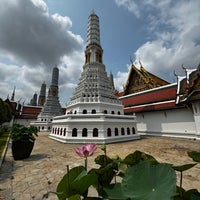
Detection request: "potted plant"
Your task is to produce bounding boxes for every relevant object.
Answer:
[10,124,38,160]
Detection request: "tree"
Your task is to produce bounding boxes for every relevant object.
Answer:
[0,98,12,125]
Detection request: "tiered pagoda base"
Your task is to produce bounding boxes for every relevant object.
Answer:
[49,113,139,144]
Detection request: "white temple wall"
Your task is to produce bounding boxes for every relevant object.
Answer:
[192,102,200,138]
[50,114,138,143]
[52,121,136,137]
[136,107,197,138]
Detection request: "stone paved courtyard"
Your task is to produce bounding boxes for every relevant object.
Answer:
[0,132,200,199]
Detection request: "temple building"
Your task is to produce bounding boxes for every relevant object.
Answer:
[31,65,64,131]
[49,11,140,144]
[120,63,200,140]
[4,11,199,141]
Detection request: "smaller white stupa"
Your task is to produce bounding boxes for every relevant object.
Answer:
[49,11,140,144]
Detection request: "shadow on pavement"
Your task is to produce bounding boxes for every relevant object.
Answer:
[24,153,49,161]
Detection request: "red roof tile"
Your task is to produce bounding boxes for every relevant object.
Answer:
[121,84,177,107]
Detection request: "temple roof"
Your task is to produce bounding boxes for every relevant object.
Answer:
[120,64,200,114]
[123,62,169,95]
[176,64,200,104]
[120,84,177,114]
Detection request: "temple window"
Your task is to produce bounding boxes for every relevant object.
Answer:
[74,110,77,114]
[57,128,60,135]
[92,109,96,114]
[111,111,115,114]
[127,127,130,135]
[72,128,77,137]
[83,109,87,114]
[82,128,88,137]
[107,128,111,137]
[93,128,98,137]
[99,54,102,63]
[104,110,107,114]
[121,127,125,135]
[42,126,44,130]
[132,127,135,134]
[63,128,66,136]
[85,52,91,63]
[115,128,118,136]
[118,111,121,115]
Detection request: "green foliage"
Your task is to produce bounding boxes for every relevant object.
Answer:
[191,192,200,200]
[123,150,159,166]
[0,125,9,136]
[55,149,200,200]
[94,154,113,167]
[0,98,12,125]
[89,163,117,196]
[172,163,197,172]
[10,124,38,142]
[188,151,200,162]
[56,166,97,200]
[123,162,176,199]
[104,162,176,200]
[174,189,200,200]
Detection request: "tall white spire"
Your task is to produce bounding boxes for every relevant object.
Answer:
[41,65,63,116]
[51,65,59,86]
[38,81,46,106]
[87,10,101,47]
[68,11,119,105]
[85,11,103,64]
[49,12,139,144]
[11,86,15,101]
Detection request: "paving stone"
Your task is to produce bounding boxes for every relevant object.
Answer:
[0,132,200,199]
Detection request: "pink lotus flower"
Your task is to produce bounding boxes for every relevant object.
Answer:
[74,143,97,158]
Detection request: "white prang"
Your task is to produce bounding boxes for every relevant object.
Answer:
[49,11,140,144]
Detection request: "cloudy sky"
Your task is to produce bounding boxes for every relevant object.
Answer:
[0,0,199,107]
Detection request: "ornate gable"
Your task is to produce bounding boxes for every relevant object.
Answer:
[123,62,169,95]
[176,64,200,104]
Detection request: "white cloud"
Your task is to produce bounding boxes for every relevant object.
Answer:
[114,0,140,18]
[114,65,130,91]
[0,63,48,102]
[0,0,84,106]
[0,0,83,67]
[60,51,84,79]
[51,13,72,30]
[114,0,200,84]
[31,0,48,13]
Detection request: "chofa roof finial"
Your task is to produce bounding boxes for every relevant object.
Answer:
[130,56,134,65]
